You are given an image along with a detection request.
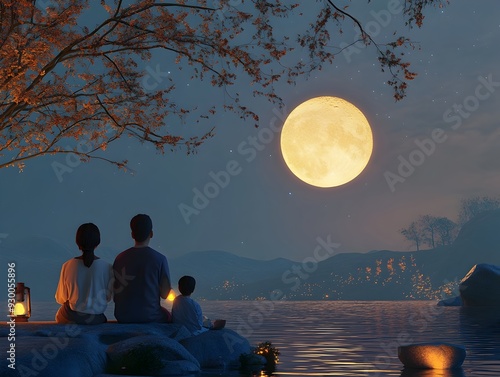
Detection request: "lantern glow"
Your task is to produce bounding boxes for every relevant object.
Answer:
[398,343,466,370]
[14,282,31,322]
[13,302,26,316]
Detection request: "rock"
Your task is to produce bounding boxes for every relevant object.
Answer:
[95,323,192,344]
[459,263,500,306]
[239,353,266,366]
[1,323,249,376]
[437,296,462,306]
[106,335,200,376]
[239,353,267,374]
[1,322,191,342]
[0,336,107,377]
[398,343,466,369]
[180,329,251,368]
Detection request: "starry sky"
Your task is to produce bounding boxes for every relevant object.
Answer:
[1,0,500,262]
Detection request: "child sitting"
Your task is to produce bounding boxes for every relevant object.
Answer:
[172,275,225,335]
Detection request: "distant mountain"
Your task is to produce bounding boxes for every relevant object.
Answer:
[0,236,296,300]
[233,211,500,301]
[2,211,500,302]
[219,248,441,301]
[169,250,296,298]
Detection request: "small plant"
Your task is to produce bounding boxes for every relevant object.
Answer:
[254,341,280,366]
[239,341,280,376]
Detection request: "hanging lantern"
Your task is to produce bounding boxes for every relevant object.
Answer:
[14,282,31,322]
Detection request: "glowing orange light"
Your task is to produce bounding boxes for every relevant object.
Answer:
[14,302,26,316]
[398,343,466,370]
[166,289,176,302]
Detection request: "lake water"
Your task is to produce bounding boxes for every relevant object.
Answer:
[17,301,500,376]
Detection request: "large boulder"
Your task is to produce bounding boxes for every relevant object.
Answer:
[1,335,106,377]
[0,323,248,377]
[106,335,200,376]
[459,263,500,306]
[180,329,251,368]
[437,296,462,307]
[1,322,191,342]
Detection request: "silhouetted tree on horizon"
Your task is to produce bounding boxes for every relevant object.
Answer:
[458,196,500,226]
[398,195,500,250]
[400,221,422,251]
[400,214,458,250]
[419,214,438,248]
[434,216,457,246]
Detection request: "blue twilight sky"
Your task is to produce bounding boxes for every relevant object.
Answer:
[1,0,500,262]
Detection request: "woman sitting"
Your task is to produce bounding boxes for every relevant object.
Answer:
[55,223,113,324]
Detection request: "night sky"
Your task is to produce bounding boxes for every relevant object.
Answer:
[1,0,500,262]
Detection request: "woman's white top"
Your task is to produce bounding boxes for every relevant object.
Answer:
[55,258,113,314]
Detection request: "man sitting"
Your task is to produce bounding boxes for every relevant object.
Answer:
[113,214,171,323]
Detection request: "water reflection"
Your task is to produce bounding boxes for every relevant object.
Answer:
[400,368,466,377]
[459,307,500,365]
[27,301,500,376]
[202,301,500,376]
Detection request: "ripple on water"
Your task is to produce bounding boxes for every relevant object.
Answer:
[18,300,500,376]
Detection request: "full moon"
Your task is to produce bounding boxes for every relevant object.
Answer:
[280,96,373,188]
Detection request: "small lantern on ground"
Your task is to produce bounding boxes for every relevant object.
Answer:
[14,282,31,322]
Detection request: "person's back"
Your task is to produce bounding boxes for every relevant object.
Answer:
[55,223,113,325]
[172,276,206,335]
[57,258,112,314]
[113,214,171,323]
